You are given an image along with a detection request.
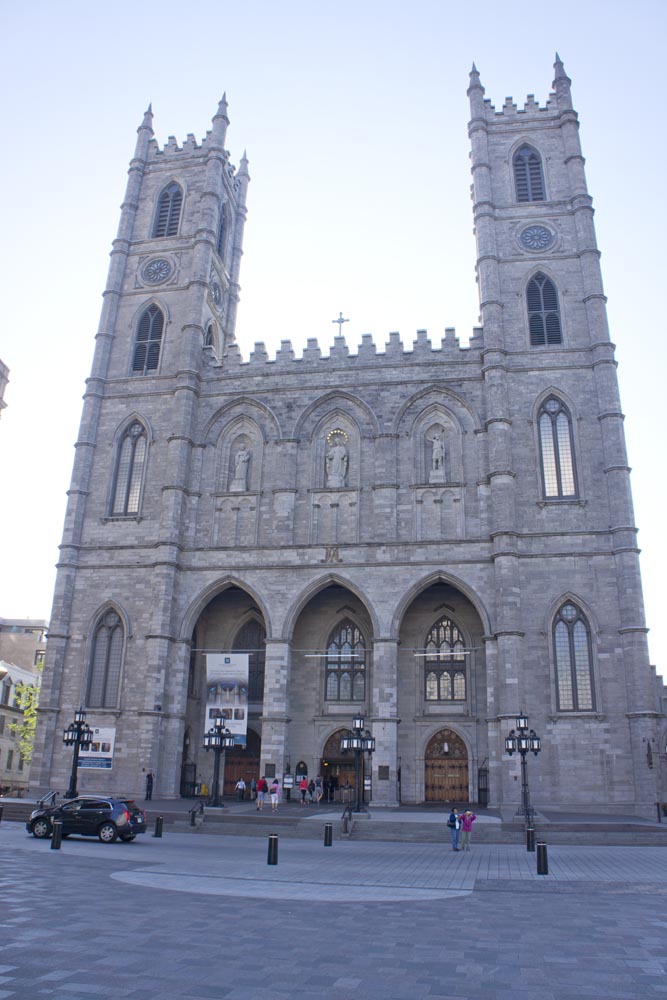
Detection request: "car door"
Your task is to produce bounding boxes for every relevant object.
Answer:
[78,799,109,835]
[57,800,83,835]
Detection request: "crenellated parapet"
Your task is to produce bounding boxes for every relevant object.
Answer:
[215,327,485,370]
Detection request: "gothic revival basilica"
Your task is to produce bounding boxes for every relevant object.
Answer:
[33,58,667,815]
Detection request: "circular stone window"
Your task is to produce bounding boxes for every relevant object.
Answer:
[142,258,172,283]
[519,225,554,252]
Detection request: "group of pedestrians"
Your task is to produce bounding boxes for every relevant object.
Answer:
[447,807,477,851]
[299,775,324,804]
[235,776,282,811]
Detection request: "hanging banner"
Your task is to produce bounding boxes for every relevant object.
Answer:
[78,726,116,769]
[204,653,249,748]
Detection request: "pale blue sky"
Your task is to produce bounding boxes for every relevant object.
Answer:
[1,1,665,674]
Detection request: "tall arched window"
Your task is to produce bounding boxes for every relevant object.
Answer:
[424,616,467,702]
[132,305,164,374]
[553,602,595,711]
[153,182,183,237]
[111,421,147,515]
[87,610,124,708]
[233,618,266,702]
[216,209,227,258]
[538,396,577,499]
[527,272,562,346]
[325,620,366,701]
[204,322,216,348]
[513,144,545,202]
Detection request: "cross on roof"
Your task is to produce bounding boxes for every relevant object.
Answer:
[332,312,349,334]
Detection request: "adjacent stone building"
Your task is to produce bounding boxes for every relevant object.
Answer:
[0,617,46,794]
[32,59,667,814]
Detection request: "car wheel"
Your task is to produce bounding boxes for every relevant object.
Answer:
[31,818,51,839]
[98,822,118,843]
[121,835,136,842]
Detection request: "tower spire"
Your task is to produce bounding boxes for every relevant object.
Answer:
[552,53,573,110]
[211,92,230,145]
[467,62,486,117]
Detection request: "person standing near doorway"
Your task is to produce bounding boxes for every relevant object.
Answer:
[235,777,246,801]
[447,807,461,851]
[269,778,280,811]
[145,769,154,801]
[256,775,268,810]
[299,776,308,805]
[460,810,477,851]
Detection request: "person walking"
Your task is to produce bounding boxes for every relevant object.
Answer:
[447,807,461,851]
[460,809,477,851]
[256,775,268,810]
[269,778,280,811]
[250,778,257,801]
[235,777,246,801]
[315,775,323,803]
[299,776,309,805]
[144,769,154,801]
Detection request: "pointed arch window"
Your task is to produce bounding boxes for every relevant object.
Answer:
[539,396,577,499]
[86,610,124,708]
[204,322,216,348]
[513,145,545,202]
[216,208,227,258]
[553,602,595,711]
[111,421,147,515]
[424,616,467,701]
[527,273,562,346]
[233,618,266,702]
[325,620,366,701]
[132,305,164,374]
[153,182,183,237]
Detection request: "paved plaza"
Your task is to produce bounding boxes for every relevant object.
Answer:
[1,820,666,999]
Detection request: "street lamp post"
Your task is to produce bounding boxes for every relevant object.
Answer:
[340,714,376,813]
[203,717,236,807]
[62,707,94,799]
[505,710,541,846]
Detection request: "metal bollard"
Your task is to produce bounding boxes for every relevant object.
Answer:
[190,809,196,827]
[267,834,279,865]
[324,823,333,847]
[526,826,535,852]
[153,816,163,838]
[51,820,62,850]
[536,841,548,875]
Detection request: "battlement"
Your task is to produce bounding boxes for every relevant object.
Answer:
[483,90,559,119]
[214,327,485,370]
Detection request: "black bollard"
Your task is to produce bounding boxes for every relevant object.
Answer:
[324,823,333,847]
[526,826,535,852]
[267,834,279,865]
[536,841,548,875]
[153,815,163,838]
[51,820,62,850]
[190,808,196,827]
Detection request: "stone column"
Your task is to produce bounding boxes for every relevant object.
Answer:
[369,638,400,806]
[260,640,291,776]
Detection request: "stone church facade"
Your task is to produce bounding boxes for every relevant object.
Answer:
[33,59,667,815]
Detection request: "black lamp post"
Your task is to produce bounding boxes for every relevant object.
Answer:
[62,707,94,799]
[505,711,541,834]
[203,718,236,807]
[340,714,376,813]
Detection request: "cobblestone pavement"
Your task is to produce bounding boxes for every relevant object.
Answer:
[1,822,666,999]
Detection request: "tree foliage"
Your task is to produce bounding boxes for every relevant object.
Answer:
[8,674,42,766]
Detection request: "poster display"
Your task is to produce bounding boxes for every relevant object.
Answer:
[78,726,116,769]
[204,653,249,747]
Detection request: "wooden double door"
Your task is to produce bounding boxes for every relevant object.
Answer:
[424,728,469,803]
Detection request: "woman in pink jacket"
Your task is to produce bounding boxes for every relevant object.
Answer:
[460,810,477,851]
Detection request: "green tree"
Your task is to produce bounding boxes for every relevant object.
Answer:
[9,674,42,766]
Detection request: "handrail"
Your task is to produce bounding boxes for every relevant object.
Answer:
[37,790,58,808]
[341,803,353,822]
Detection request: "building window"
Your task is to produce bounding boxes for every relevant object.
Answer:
[538,396,577,499]
[216,210,227,258]
[111,421,147,515]
[132,305,164,375]
[527,272,562,346]
[424,616,467,701]
[86,610,124,709]
[0,681,9,706]
[553,602,595,711]
[204,322,216,348]
[6,750,13,770]
[0,715,5,735]
[153,183,183,237]
[325,621,366,701]
[513,144,545,202]
[233,619,266,702]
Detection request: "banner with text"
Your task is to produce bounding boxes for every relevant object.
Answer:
[204,653,249,748]
[78,726,116,769]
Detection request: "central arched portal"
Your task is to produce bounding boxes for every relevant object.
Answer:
[424,729,469,803]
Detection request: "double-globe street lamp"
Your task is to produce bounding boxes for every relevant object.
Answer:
[340,714,376,813]
[505,710,541,848]
[63,707,94,799]
[203,717,236,807]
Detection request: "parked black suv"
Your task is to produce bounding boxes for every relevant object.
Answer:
[26,796,147,843]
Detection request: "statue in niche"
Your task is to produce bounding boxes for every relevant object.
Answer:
[230,446,251,492]
[325,432,348,488]
[429,430,446,484]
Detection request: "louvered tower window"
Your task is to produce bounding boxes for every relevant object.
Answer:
[424,616,467,702]
[153,183,183,237]
[216,209,227,258]
[538,396,577,499]
[513,145,545,202]
[325,620,366,701]
[111,421,147,515]
[553,602,595,711]
[527,272,562,346]
[87,610,124,708]
[132,305,164,374]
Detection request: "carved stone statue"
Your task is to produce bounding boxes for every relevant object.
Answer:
[325,439,348,488]
[230,446,250,492]
[429,431,446,483]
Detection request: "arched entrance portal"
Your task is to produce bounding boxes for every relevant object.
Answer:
[425,729,469,803]
[224,729,261,797]
[321,729,358,803]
